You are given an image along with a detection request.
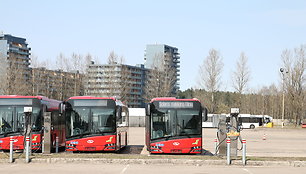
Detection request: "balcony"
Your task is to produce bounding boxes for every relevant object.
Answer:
[131,86,142,90]
[129,91,141,95]
[17,56,30,60]
[173,59,180,63]
[19,46,30,51]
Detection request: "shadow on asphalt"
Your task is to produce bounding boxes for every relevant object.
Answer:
[201,149,214,156]
[119,145,144,154]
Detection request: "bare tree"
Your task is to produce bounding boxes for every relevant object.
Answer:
[30,53,40,68]
[71,53,83,72]
[0,52,7,94]
[107,51,118,65]
[144,68,165,100]
[118,65,130,102]
[83,53,93,73]
[105,51,121,97]
[30,53,51,96]
[281,45,306,125]
[54,52,88,99]
[232,52,251,94]
[56,53,70,71]
[231,52,251,108]
[1,54,31,95]
[70,53,86,96]
[83,53,94,95]
[144,52,177,102]
[198,48,223,113]
[87,51,130,102]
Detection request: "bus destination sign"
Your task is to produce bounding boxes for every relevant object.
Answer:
[74,99,108,107]
[158,102,194,108]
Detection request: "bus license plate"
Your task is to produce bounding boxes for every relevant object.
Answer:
[171,149,182,153]
[85,147,96,150]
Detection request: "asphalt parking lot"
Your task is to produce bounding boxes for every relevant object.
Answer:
[1,163,306,174]
[129,127,306,157]
[1,127,306,173]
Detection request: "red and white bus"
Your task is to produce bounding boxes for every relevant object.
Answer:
[0,95,64,151]
[145,98,207,154]
[62,96,129,152]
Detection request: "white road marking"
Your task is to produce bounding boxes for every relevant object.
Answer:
[120,164,129,174]
[242,168,253,174]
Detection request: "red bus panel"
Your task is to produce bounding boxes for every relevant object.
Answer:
[66,135,116,151]
[0,95,64,152]
[63,97,129,152]
[146,97,205,154]
[150,138,202,154]
[0,134,42,150]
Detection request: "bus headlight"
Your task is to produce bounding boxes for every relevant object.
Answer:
[105,143,116,149]
[191,146,202,152]
[150,145,163,152]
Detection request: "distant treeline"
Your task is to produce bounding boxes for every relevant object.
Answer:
[177,88,306,126]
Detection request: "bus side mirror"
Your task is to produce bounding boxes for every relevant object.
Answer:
[116,106,122,121]
[202,107,208,122]
[145,104,151,116]
[59,102,66,115]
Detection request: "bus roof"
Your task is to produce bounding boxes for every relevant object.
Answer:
[150,97,200,103]
[67,96,127,107]
[0,95,55,101]
[67,96,116,101]
[0,95,61,110]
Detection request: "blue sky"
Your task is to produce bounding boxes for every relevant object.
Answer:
[1,0,306,91]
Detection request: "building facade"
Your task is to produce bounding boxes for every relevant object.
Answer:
[0,34,31,95]
[144,44,180,95]
[31,67,84,100]
[0,34,180,105]
[85,61,147,108]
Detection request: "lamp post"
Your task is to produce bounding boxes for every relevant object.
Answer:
[280,68,288,128]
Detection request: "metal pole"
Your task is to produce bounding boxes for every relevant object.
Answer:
[9,136,14,163]
[25,136,30,163]
[242,139,246,165]
[42,136,44,153]
[214,138,218,155]
[43,112,51,154]
[55,136,59,153]
[281,72,285,128]
[282,87,285,128]
[226,138,231,165]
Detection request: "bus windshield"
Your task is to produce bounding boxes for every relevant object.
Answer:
[151,109,201,140]
[0,106,41,135]
[66,107,116,137]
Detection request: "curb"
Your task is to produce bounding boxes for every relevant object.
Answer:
[1,158,306,167]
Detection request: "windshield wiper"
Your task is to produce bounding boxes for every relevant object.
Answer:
[152,135,173,141]
[92,129,108,135]
[1,130,23,136]
[70,131,91,138]
[179,133,191,138]
[178,133,201,138]
[80,132,91,138]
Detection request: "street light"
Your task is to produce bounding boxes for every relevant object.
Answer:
[280,68,288,128]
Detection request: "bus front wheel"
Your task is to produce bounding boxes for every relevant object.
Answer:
[250,124,255,129]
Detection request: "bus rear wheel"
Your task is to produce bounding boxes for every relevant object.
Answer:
[250,124,255,129]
